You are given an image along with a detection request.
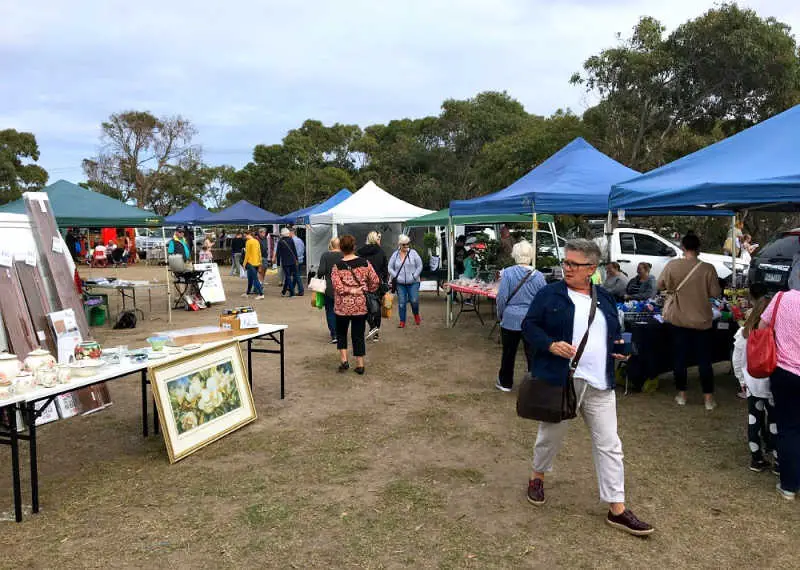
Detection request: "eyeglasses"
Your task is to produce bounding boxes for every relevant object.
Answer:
[561,260,595,270]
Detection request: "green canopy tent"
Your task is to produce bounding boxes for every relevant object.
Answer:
[406,208,559,327]
[405,208,553,227]
[0,180,163,227]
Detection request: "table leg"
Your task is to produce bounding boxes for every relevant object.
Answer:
[8,406,23,522]
[280,329,285,400]
[141,370,149,438]
[153,398,160,435]
[25,403,39,514]
[247,339,253,389]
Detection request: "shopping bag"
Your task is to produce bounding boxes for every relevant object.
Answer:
[309,276,327,294]
[747,292,783,378]
[314,292,326,309]
[383,293,394,310]
[381,304,392,318]
[239,266,247,279]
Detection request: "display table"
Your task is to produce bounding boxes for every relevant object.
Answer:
[446,282,498,327]
[84,280,157,321]
[624,318,737,391]
[0,323,287,523]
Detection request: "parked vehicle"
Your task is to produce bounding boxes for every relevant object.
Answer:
[748,228,800,291]
[596,228,748,284]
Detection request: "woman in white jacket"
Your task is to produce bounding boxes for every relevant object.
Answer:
[732,287,777,474]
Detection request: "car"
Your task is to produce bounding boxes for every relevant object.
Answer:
[748,228,800,291]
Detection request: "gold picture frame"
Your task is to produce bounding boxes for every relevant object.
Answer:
[148,341,256,463]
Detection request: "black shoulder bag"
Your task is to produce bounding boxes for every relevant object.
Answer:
[347,263,380,319]
[516,285,598,423]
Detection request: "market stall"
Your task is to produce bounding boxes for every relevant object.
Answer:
[307,181,433,272]
[610,102,800,285]
[0,323,287,522]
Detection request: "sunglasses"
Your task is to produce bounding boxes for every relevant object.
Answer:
[561,260,595,270]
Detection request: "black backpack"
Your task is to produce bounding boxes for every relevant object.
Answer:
[113,310,137,330]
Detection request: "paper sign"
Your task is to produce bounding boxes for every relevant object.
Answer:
[25,251,36,266]
[52,236,63,253]
[0,249,11,267]
[36,330,46,342]
[39,198,48,213]
[618,209,626,221]
[238,312,259,329]
[717,322,730,330]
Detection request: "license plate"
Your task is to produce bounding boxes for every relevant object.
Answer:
[764,273,783,283]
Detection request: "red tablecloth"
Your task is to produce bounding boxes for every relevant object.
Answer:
[447,282,497,300]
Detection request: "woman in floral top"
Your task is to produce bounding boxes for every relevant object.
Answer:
[331,235,380,375]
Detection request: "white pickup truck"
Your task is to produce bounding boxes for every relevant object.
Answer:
[595,228,747,284]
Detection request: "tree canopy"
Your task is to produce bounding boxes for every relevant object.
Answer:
[0,129,48,205]
[59,4,800,242]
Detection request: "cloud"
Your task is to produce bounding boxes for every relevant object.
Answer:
[1,0,798,182]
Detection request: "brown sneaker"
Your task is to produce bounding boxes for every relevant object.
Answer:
[526,478,545,506]
[606,509,654,536]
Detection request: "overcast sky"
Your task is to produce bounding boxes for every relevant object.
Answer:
[2,0,798,183]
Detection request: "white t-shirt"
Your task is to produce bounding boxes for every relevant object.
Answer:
[567,289,609,390]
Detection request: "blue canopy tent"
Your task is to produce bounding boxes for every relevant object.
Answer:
[450,138,640,216]
[278,189,352,225]
[609,104,800,214]
[197,200,281,225]
[165,201,211,225]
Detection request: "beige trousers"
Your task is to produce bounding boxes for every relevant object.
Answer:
[532,378,625,503]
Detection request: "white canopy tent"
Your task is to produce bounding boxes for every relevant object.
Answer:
[305,180,434,271]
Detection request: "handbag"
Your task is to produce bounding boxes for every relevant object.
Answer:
[309,276,327,294]
[516,285,597,423]
[347,264,381,319]
[747,292,784,378]
[390,251,410,294]
[662,262,703,323]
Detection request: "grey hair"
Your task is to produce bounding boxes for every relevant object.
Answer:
[397,234,411,246]
[511,240,534,265]
[565,238,601,264]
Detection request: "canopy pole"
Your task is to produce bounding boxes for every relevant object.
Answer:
[531,207,537,270]
[163,226,172,324]
[730,215,737,289]
[549,221,561,262]
[446,215,454,328]
[605,211,613,264]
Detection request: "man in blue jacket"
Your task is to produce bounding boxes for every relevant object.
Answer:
[521,239,654,537]
[273,227,303,297]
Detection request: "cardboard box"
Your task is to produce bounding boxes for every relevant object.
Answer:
[219,312,259,331]
[78,385,113,416]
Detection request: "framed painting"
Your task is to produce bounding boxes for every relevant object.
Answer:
[149,341,256,463]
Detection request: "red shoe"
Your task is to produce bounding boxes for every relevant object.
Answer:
[398,321,405,328]
[414,314,421,326]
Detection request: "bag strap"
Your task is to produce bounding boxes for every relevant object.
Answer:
[769,291,784,330]
[570,285,598,372]
[675,261,703,293]
[396,251,409,274]
[345,262,364,289]
[506,269,533,305]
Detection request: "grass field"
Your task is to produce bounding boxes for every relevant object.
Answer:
[2,265,799,568]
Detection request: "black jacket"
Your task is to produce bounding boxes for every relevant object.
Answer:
[275,237,299,267]
[356,244,389,282]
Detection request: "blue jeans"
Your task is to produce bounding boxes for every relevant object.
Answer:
[245,264,263,295]
[230,252,242,276]
[397,282,420,323]
[324,295,337,338]
[282,264,304,296]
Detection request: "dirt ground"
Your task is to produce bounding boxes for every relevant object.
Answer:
[2,263,799,569]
